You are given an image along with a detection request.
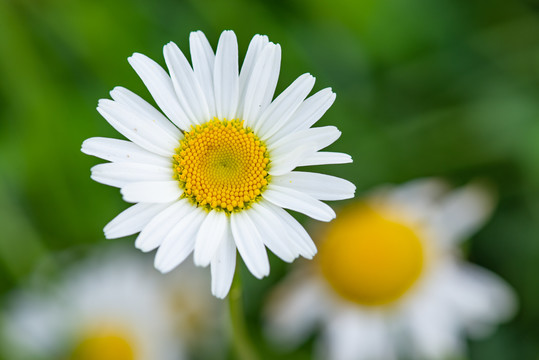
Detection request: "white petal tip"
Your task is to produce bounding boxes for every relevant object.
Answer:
[120,191,139,204]
[335,154,352,163]
[134,242,153,253]
[154,263,174,274]
[109,86,127,98]
[248,267,270,280]
[127,55,137,64]
[211,289,229,299]
[97,98,113,108]
[218,30,237,42]
[103,230,118,240]
[80,140,91,153]
[266,42,280,52]
[319,212,337,222]
[254,34,269,41]
[128,52,143,61]
[252,272,266,280]
[193,256,211,268]
[302,73,315,82]
[163,42,177,51]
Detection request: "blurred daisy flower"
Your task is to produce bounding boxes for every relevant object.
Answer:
[81,30,355,298]
[2,247,223,360]
[265,179,517,360]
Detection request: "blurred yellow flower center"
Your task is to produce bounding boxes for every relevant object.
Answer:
[319,204,424,306]
[173,118,270,213]
[69,332,134,360]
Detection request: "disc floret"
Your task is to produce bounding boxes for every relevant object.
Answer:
[173,118,270,213]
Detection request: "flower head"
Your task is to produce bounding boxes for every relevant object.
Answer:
[82,30,355,298]
[265,179,516,360]
[2,247,223,360]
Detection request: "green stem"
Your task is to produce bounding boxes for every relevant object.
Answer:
[228,267,260,360]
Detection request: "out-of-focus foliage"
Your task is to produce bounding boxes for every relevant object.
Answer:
[0,0,538,359]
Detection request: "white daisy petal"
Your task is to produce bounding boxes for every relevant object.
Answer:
[268,126,341,154]
[210,229,237,299]
[256,73,315,139]
[272,171,356,201]
[268,127,343,175]
[249,203,297,262]
[323,311,395,360]
[241,43,281,126]
[386,178,448,202]
[379,178,449,220]
[265,276,327,347]
[194,210,228,267]
[270,88,336,140]
[214,31,239,120]
[128,53,192,130]
[442,263,516,338]
[405,295,463,359]
[135,200,191,252]
[430,183,495,245]
[268,143,319,176]
[90,162,173,188]
[164,42,211,124]
[121,181,182,203]
[109,86,181,138]
[81,137,171,167]
[238,34,269,107]
[259,201,317,258]
[97,99,177,156]
[230,211,270,279]
[264,184,336,222]
[104,203,171,239]
[154,207,206,273]
[298,151,353,166]
[190,31,216,116]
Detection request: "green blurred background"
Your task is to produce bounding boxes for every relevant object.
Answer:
[1,0,538,358]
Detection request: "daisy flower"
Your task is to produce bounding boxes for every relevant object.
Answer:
[265,179,517,360]
[1,247,223,360]
[81,30,355,298]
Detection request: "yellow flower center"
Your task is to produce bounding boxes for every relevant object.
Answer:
[173,119,270,213]
[69,331,135,360]
[319,203,424,306]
